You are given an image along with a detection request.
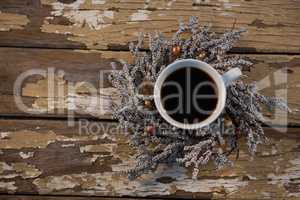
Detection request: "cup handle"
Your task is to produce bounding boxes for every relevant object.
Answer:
[222,67,242,87]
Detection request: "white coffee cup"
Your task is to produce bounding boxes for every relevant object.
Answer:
[154,59,242,130]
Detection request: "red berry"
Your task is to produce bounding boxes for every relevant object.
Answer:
[172,46,181,57]
[145,126,155,135]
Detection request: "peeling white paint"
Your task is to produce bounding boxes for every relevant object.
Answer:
[0,173,18,179]
[19,152,34,159]
[0,162,41,179]
[271,146,278,155]
[213,0,240,10]
[167,0,177,7]
[66,93,116,117]
[219,12,234,17]
[61,143,76,148]
[0,162,13,173]
[92,0,106,4]
[268,157,300,184]
[25,73,119,117]
[79,144,116,153]
[179,178,247,193]
[33,164,248,196]
[130,10,151,21]
[48,0,113,30]
[246,174,257,180]
[63,10,113,30]
[0,132,11,139]
[261,191,271,198]
[51,0,85,16]
[89,154,101,163]
[73,87,119,116]
[34,175,80,193]
[223,3,240,9]
[56,135,99,142]
[267,155,300,197]
[143,0,151,9]
[261,147,278,156]
[12,163,42,179]
[111,158,136,172]
[0,181,17,192]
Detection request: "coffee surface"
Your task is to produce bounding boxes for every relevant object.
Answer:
[161,67,218,124]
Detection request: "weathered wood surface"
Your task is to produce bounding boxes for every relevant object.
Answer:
[0,119,299,199]
[0,0,300,199]
[0,47,299,125]
[0,196,164,200]
[0,0,299,53]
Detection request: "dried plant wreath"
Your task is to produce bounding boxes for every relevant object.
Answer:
[109,17,290,179]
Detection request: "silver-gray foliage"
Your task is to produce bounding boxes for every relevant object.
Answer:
[109,17,289,179]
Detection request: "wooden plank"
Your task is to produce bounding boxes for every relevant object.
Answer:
[0,47,128,119]
[0,195,165,200]
[0,119,299,199]
[0,47,299,125]
[0,0,299,53]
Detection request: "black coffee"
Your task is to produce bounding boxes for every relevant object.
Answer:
[161,67,218,124]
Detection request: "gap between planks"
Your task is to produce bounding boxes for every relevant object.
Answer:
[0,45,299,55]
[0,115,300,129]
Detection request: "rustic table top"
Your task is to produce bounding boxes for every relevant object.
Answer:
[0,0,300,199]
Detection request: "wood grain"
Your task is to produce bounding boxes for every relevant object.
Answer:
[0,196,166,200]
[0,0,300,199]
[0,0,299,53]
[0,119,299,199]
[0,48,299,125]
